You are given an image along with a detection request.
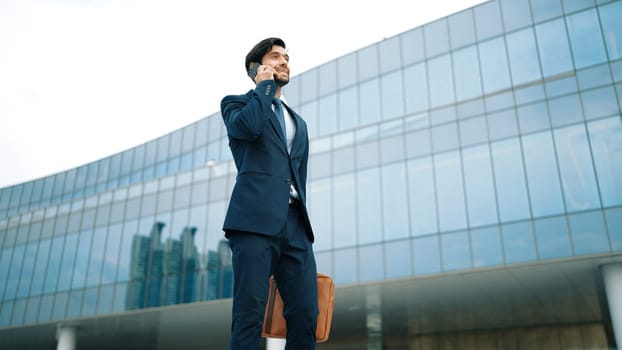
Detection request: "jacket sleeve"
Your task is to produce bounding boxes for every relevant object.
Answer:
[221,80,276,141]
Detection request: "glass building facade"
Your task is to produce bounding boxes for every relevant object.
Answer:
[1,0,622,349]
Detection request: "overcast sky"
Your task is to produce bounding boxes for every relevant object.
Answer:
[0,0,485,188]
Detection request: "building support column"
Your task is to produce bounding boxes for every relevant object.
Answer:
[56,326,77,350]
[602,263,622,348]
[266,337,286,350]
[367,285,382,350]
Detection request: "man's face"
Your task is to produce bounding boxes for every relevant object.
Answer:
[262,45,289,87]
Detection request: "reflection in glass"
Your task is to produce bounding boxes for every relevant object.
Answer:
[581,86,619,119]
[554,124,600,211]
[441,231,471,271]
[382,163,409,240]
[566,9,607,69]
[435,151,467,231]
[568,211,609,255]
[535,216,572,259]
[338,86,358,131]
[479,38,512,94]
[453,46,482,101]
[500,0,532,32]
[605,208,622,251]
[474,1,503,40]
[471,226,503,267]
[333,173,356,248]
[502,221,537,263]
[359,79,381,126]
[334,248,357,285]
[358,244,384,282]
[599,1,622,60]
[357,168,382,244]
[308,179,332,251]
[449,9,476,49]
[381,71,405,120]
[318,93,337,136]
[588,117,622,207]
[506,27,542,85]
[492,139,531,222]
[57,233,78,291]
[408,157,438,235]
[16,242,37,298]
[522,132,565,217]
[385,240,412,279]
[403,63,429,114]
[536,19,573,77]
[428,55,455,108]
[463,145,498,227]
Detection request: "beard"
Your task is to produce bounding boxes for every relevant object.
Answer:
[275,72,289,87]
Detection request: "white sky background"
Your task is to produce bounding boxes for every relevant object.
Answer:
[0,0,485,188]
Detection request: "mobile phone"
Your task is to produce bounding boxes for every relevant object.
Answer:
[247,62,260,80]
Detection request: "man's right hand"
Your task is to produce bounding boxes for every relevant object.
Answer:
[254,64,277,84]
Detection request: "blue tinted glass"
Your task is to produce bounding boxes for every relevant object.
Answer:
[309,179,332,251]
[401,28,425,65]
[403,63,429,114]
[546,76,578,98]
[588,117,622,206]
[502,221,537,263]
[548,94,583,127]
[425,19,450,57]
[57,233,78,291]
[460,116,488,147]
[566,9,608,69]
[11,298,25,326]
[563,0,595,13]
[471,226,503,267]
[386,240,412,278]
[381,71,404,119]
[432,123,459,153]
[0,302,11,326]
[536,19,574,77]
[358,244,384,282]
[29,239,50,295]
[518,102,551,133]
[102,225,122,284]
[334,248,357,285]
[319,61,337,96]
[413,235,441,274]
[318,93,337,136]
[97,284,114,315]
[605,207,622,251]
[0,248,11,293]
[507,28,542,85]
[523,132,565,216]
[479,38,512,94]
[82,287,98,316]
[581,86,620,119]
[358,45,379,82]
[24,296,40,324]
[569,211,609,255]
[488,109,519,140]
[453,46,483,101]
[301,101,318,139]
[501,0,533,31]
[435,151,467,231]
[382,163,409,240]
[577,64,612,90]
[449,10,476,49]
[408,157,438,235]
[492,139,531,222]
[554,125,600,211]
[474,1,504,40]
[16,242,37,298]
[333,174,356,248]
[52,292,68,320]
[441,231,471,271]
[428,55,455,107]
[43,236,64,293]
[112,283,128,312]
[338,53,357,89]
[599,1,622,60]
[357,168,382,244]
[463,145,499,227]
[300,69,318,103]
[73,230,93,289]
[359,78,381,126]
[535,216,572,259]
[338,86,358,131]
[379,36,401,73]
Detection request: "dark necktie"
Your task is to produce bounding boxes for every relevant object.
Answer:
[273,98,287,147]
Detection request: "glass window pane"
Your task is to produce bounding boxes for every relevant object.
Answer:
[338,86,358,131]
[554,124,600,211]
[605,207,622,251]
[357,168,382,244]
[569,211,609,255]
[531,0,563,23]
[507,28,542,85]
[449,9,476,49]
[338,52,357,89]
[43,236,64,293]
[16,242,37,298]
[460,116,488,147]
[334,248,357,285]
[441,231,471,271]
[502,221,537,263]
[381,71,404,119]
[600,1,622,60]
[403,63,429,114]
[501,0,533,31]
[401,28,425,65]
[413,235,441,275]
[358,244,384,282]
[548,93,583,127]
[333,174,356,248]
[57,233,78,291]
[588,117,622,206]
[73,229,93,289]
[359,78,381,126]
[471,226,503,267]
[379,36,401,73]
[318,93,337,136]
[435,151,467,231]
[566,9,607,69]
[428,55,455,108]
[581,86,619,120]
[453,46,483,101]
[535,216,572,259]
[405,128,431,159]
[474,1,504,40]
[432,123,459,153]
[408,157,438,235]
[479,38,512,94]
[356,141,380,170]
[319,60,337,96]
[300,69,318,103]
[301,101,318,139]
[563,0,595,13]
[488,109,519,140]
[463,145,498,227]
[382,163,409,240]
[523,132,565,216]
[492,139,531,221]
[518,102,551,134]
[424,19,450,57]
[577,64,612,90]
[358,45,379,82]
[308,179,332,251]
[385,240,412,279]
[537,19,574,79]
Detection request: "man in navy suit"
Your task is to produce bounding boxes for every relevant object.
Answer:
[221,37,318,350]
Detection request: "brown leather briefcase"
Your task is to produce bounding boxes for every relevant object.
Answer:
[262,273,335,342]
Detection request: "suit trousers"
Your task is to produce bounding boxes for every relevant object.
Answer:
[228,203,318,350]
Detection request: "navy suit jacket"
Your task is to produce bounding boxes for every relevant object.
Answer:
[221,80,314,242]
